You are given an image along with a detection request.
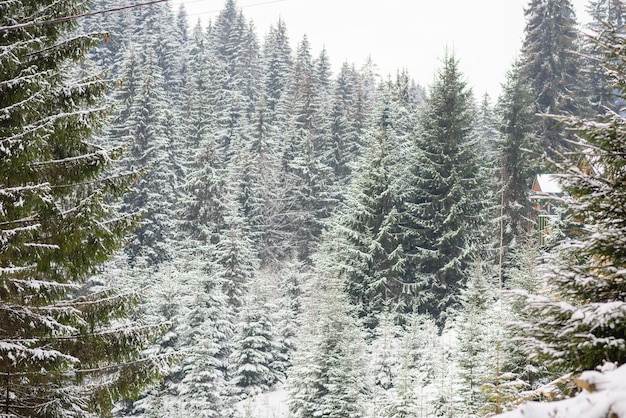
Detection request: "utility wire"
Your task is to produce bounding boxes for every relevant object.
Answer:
[0,0,171,32]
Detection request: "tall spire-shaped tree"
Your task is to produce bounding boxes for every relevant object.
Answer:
[330,98,408,328]
[123,46,177,265]
[584,0,626,113]
[287,268,368,418]
[0,1,167,415]
[516,20,626,376]
[262,18,293,119]
[495,61,538,258]
[520,0,583,151]
[404,55,488,321]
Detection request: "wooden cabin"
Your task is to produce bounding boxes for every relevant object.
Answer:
[531,174,562,246]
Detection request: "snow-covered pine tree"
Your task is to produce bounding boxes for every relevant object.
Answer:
[108,46,143,149]
[122,46,177,265]
[226,98,283,265]
[476,93,499,166]
[208,0,259,164]
[520,0,584,152]
[230,276,281,399]
[330,96,408,328]
[327,62,363,196]
[180,109,228,245]
[275,35,335,261]
[178,262,234,417]
[451,262,497,414]
[480,239,544,414]
[366,311,403,417]
[403,54,488,323]
[584,0,626,114]
[495,61,538,261]
[0,1,169,415]
[287,268,368,418]
[269,258,304,380]
[179,20,214,164]
[262,18,293,120]
[213,193,260,309]
[515,18,626,376]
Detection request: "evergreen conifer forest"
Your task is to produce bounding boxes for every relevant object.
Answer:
[2,0,626,416]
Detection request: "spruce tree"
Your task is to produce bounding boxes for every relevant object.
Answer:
[328,62,362,195]
[123,46,177,265]
[495,62,538,260]
[287,269,368,418]
[230,277,281,398]
[179,267,232,417]
[404,55,488,321]
[0,1,167,415]
[452,263,496,414]
[584,0,626,113]
[241,97,283,264]
[516,20,626,375]
[262,18,292,119]
[520,0,583,151]
[213,193,260,309]
[277,36,334,261]
[330,100,407,328]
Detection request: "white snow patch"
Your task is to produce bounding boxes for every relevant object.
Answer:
[534,174,562,194]
[499,364,626,418]
[235,385,288,418]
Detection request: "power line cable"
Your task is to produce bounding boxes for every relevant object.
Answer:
[0,0,171,32]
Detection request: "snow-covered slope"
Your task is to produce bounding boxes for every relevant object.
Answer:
[499,364,626,418]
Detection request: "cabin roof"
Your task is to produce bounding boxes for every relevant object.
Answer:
[533,174,562,194]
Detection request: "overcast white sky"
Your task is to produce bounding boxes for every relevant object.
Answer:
[177,0,591,99]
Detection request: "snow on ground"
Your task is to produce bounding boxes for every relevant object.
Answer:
[235,385,288,418]
[499,363,626,418]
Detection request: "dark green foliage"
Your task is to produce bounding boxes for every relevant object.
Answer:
[230,285,280,397]
[277,36,335,261]
[262,18,292,118]
[123,46,177,265]
[0,0,168,416]
[495,62,539,257]
[288,271,368,418]
[584,0,626,113]
[404,55,488,321]
[516,20,626,375]
[332,102,408,328]
[520,0,583,151]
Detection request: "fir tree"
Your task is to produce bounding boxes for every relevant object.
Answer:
[331,101,407,328]
[240,97,283,264]
[108,47,143,149]
[213,195,260,309]
[262,18,293,119]
[404,54,488,322]
[452,262,496,414]
[0,1,168,415]
[230,277,281,398]
[495,62,538,263]
[516,19,626,375]
[123,46,177,265]
[520,0,583,151]
[177,255,234,417]
[277,36,334,261]
[328,62,363,195]
[287,269,368,418]
[367,311,403,417]
[584,0,626,113]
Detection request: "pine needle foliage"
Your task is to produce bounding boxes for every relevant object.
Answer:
[0,1,169,416]
[516,18,626,375]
